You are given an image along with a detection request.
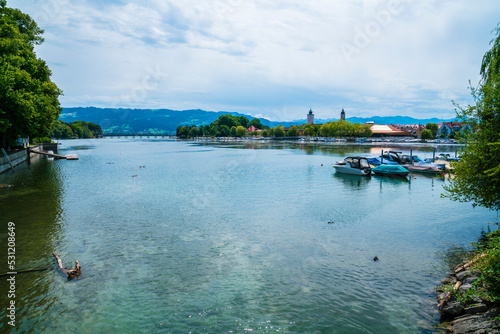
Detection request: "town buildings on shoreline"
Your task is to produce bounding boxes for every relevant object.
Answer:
[275,109,469,139]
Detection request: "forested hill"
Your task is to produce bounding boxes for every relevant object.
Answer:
[59,107,276,135]
[59,107,455,135]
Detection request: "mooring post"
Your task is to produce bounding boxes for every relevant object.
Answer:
[410,149,413,165]
[433,148,436,162]
[381,150,384,164]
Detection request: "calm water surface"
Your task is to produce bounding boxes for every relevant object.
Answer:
[0,139,497,333]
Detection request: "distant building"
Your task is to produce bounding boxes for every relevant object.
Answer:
[437,122,470,138]
[370,124,412,137]
[307,109,314,124]
[340,109,346,120]
[391,124,425,137]
[247,125,258,133]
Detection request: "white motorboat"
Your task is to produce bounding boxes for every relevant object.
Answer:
[333,156,372,176]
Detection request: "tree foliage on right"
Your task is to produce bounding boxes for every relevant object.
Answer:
[443,25,500,211]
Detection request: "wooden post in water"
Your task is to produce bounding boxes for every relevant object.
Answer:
[410,149,413,165]
[433,148,436,162]
[381,150,384,164]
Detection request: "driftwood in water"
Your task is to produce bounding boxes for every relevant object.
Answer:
[438,281,462,308]
[53,252,81,279]
[454,253,487,274]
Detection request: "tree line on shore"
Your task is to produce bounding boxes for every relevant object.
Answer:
[49,120,102,139]
[176,114,374,139]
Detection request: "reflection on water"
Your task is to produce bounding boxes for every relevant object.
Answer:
[198,141,461,161]
[0,139,494,334]
[0,159,66,331]
[333,173,372,190]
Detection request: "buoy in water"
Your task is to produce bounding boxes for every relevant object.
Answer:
[374,256,379,261]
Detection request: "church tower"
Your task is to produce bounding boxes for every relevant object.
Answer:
[307,109,314,124]
[340,108,345,121]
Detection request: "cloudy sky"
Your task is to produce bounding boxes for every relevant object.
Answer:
[12,0,500,121]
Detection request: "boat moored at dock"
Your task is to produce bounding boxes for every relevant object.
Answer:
[372,164,410,178]
[333,156,372,176]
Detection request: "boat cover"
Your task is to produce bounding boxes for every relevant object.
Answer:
[372,165,409,174]
[367,157,399,165]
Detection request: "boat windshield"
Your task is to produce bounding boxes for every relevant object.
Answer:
[360,159,370,168]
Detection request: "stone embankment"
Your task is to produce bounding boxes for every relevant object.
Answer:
[437,261,499,333]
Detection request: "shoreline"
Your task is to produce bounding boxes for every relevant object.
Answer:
[437,260,500,333]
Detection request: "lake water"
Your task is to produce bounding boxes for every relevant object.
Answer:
[0,138,498,333]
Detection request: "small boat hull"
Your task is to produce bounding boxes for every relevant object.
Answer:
[406,165,443,175]
[333,165,371,176]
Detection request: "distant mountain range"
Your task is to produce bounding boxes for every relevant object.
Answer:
[59,107,457,135]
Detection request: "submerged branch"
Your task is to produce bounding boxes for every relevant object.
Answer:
[53,252,81,279]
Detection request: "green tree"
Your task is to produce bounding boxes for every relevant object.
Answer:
[303,127,315,136]
[178,126,189,138]
[274,125,285,137]
[189,125,198,138]
[249,118,263,130]
[287,126,299,136]
[237,116,250,128]
[303,124,316,136]
[0,1,62,147]
[319,123,330,137]
[210,125,220,137]
[229,126,237,137]
[235,125,246,137]
[219,125,230,137]
[216,115,239,128]
[50,120,73,138]
[87,122,102,137]
[443,25,500,211]
[359,124,373,137]
[71,122,83,138]
[71,121,93,138]
[419,129,433,140]
[425,123,438,138]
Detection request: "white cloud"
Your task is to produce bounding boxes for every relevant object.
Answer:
[12,0,500,120]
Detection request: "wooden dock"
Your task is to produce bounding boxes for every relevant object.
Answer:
[29,149,79,160]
